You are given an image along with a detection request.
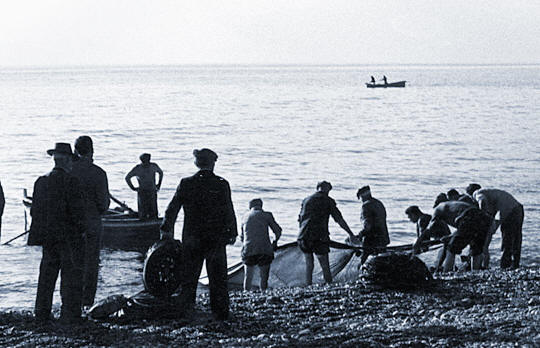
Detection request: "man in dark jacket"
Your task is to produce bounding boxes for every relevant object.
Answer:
[30,143,87,323]
[71,136,110,307]
[357,186,390,264]
[298,181,355,285]
[160,148,237,320]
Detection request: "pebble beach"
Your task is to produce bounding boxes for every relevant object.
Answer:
[1,266,539,347]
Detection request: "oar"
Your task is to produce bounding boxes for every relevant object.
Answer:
[2,230,29,245]
[109,193,136,214]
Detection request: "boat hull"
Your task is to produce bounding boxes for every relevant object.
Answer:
[366,81,406,88]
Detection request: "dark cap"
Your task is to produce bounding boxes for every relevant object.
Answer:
[316,181,332,191]
[433,193,448,208]
[47,143,73,156]
[466,183,481,195]
[249,198,263,209]
[193,148,218,162]
[140,153,151,162]
[356,185,371,199]
[74,135,93,156]
[405,205,422,216]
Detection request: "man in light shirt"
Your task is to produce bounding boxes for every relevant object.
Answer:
[241,198,282,291]
[468,184,524,269]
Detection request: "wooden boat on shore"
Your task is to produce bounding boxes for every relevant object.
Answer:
[366,80,406,88]
[22,190,161,251]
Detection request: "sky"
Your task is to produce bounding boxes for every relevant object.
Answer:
[1,0,539,66]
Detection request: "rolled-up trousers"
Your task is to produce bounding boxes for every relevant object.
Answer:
[35,239,84,320]
[179,240,229,319]
[82,218,102,306]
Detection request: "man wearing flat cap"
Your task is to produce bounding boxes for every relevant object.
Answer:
[125,153,163,220]
[71,135,110,308]
[30,143,87,324]
[356,185,390,264]
[161,148,237,321]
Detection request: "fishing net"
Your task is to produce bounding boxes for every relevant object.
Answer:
[361,253,433,289]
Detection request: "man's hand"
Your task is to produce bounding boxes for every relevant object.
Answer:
[160,229,173,240]
[227,236,236,245]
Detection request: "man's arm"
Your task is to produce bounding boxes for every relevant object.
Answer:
[0,181,4,216]
[359,204,373,238]
[154,164,164,191]
[67,177,88,237]
[223,181,238,244]
[96,171,110,214]
[331,205,355,238]
[160,181,184,238]
[125,167,138,191]
[268,213,282,242]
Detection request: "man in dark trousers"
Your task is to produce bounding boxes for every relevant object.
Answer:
[125,153,163,220]
[425,200,492,272]
[160,148,237,321]
[357,186,390,264]
[298,181,355,285]
[71,136,110,308]
[30,143,87,324]
[469,184,524,269]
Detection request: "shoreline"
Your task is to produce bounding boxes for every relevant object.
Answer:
[1,267,539,347]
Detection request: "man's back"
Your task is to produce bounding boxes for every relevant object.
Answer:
[31,168,86,243]
[298,192,340,241]
[162,170,237,244]
[361,197,390,247]
[242,209,279,256]
[474,189,520,220]
[128,163,161,191]
[432,201,475,228]
[72,158,110,218]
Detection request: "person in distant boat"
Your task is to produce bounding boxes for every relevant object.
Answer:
[241,198,282,291]
[298,181,355,285]
[125,153,163,220]
[160,148,237,321]
[406,205,450,271]
[424,200,492,272]
[0,180,4,239]
[382,75,388,85]
[370,76,376,84]
[356,186,390,264]
[71,136,110,308]
[433,193,448,208]
[468,184,524,269]
[30,143,87,324]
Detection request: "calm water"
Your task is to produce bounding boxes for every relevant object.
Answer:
[0,65,539,311]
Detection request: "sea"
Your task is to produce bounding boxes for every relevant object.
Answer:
[0,65,539,311]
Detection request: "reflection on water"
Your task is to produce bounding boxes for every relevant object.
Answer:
[0,65,539,310]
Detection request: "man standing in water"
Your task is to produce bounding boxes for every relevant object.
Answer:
[125,153,163,220]
[71,136,110,308]
[357,186,390,264]
[298,181,355,285]
[30,143,86,324]
[424,200,492,272]
[468,184,524,269]
[160,148,237,321]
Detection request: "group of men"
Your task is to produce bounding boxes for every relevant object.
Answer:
[407,185,524,272]
[26,139,525,324]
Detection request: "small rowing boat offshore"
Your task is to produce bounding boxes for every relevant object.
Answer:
[22,190,161,252]
[366,80,406,88]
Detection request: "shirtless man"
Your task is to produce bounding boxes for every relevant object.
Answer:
[425,200,492,272]
[468,184,524,269]
[125,153,163,220]
[406,205,450,271]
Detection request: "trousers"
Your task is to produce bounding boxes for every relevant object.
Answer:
[500,204,524,269]
[138,189,158,220]
[82,218,102,306]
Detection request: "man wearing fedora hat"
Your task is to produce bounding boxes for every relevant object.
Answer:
[160,148,237,321]
[30,143,87,324]
[356,185,390,264]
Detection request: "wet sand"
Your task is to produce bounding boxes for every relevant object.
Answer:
[1,267,539,347]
